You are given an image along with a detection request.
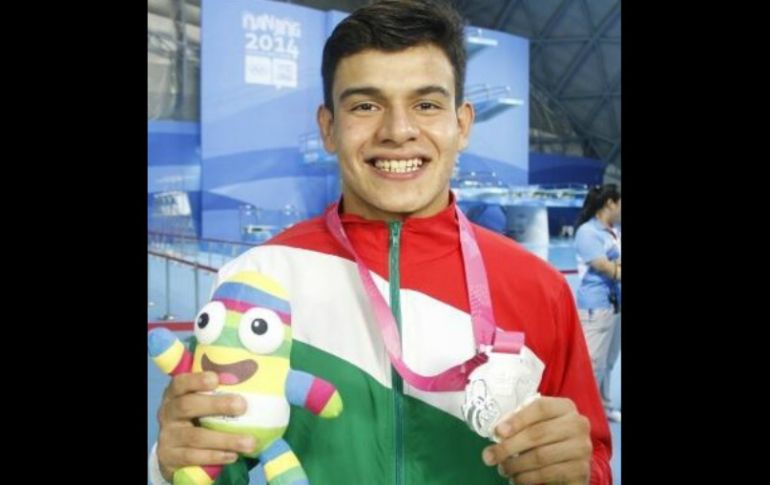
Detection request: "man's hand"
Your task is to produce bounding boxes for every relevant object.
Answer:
[481,397,592,485]
[156,372,258,481]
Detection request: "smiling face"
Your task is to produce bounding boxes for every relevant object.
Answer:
[190,271,292,395]
[318,43,475,221]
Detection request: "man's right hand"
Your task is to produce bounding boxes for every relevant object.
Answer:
[156,371,258,481]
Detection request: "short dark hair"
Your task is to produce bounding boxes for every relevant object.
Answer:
[321,0,467,112]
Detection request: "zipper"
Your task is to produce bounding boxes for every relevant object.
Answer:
[388,221,405,485]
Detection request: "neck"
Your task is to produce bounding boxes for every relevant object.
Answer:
[596,210,613,228]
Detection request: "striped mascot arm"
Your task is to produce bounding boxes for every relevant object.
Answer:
[148,328,194,376]
[284,369,343,418]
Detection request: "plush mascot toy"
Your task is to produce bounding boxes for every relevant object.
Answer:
[149,271,343,485]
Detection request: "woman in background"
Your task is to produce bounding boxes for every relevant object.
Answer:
[575,184,621,422]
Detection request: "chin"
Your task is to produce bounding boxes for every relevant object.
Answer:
[372,195,429,215]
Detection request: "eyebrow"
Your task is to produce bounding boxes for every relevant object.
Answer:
[414,85,451,98]
[338,86,384,102]
[338,85,452,103]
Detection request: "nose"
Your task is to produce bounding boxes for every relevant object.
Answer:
[376,105,419,145]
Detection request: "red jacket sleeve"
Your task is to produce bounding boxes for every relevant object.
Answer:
[541,280,613,485]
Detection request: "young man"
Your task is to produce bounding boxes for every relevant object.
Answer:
[150,1,612,484]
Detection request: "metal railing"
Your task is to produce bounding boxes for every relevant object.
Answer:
[148,249,217,323]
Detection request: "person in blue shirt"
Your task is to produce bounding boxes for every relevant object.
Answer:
[575,184,621,422]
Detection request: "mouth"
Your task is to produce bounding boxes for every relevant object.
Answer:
[365,156,430,176]
[201,353,258,385]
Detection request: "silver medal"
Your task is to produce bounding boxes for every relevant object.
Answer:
[461,347,546,441]
[461,379,500,438]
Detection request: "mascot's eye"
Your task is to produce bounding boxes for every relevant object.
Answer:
[251,318,268,335]
[239,308,284,354]
[194,302,226,344]
[197,313,209,329]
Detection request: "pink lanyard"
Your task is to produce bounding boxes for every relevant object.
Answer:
[325,202,524,392]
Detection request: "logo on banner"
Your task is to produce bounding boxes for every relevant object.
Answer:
[242,11,301,89]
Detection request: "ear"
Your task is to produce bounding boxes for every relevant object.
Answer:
[456,101,475,151]
[317,104,337,153]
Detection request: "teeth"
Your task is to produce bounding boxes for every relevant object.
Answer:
[373,158,424,173]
